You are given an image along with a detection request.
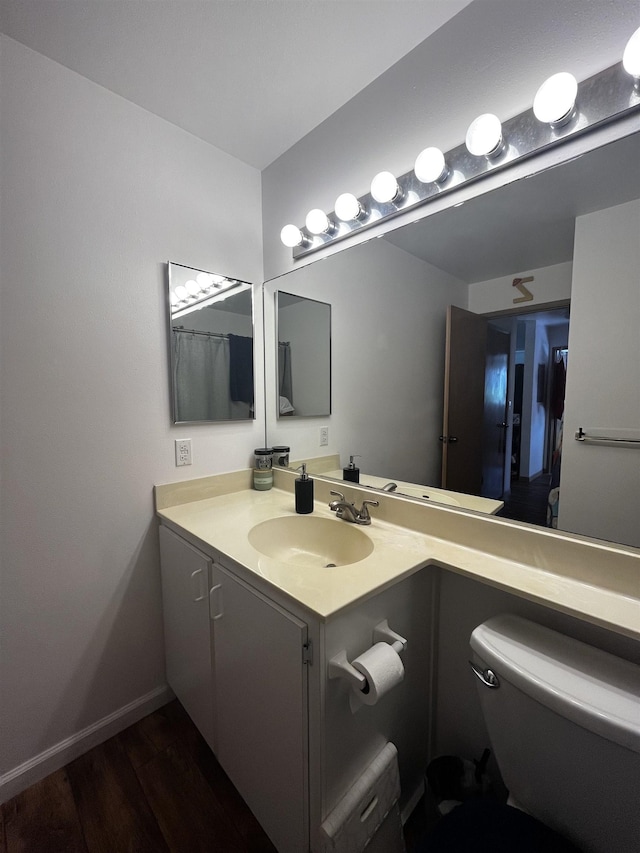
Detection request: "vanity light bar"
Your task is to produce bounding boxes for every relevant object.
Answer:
[171,281,252,319]
[284,56,640,259]
[169,272,251,318]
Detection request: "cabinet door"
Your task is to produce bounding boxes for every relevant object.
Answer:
[212,564,308,853]
[159,525,215,749]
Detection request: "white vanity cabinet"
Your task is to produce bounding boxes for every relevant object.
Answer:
[159,525,215,748]
[159,523,310,853]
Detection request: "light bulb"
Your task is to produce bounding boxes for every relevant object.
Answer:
[414,147,448,183]
[623,25,640,79]
[170,292,179,306]
[533,72,578,126]
[174,285,188,300]
[465,114,504,158]
[305,208,333,235]
[196,272,213,288]
[280,224,304,248]
[211,274,227,286]
[335,192,364,221]
[185,279,201,296]
[370,171,401,203]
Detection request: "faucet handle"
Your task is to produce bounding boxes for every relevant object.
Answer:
[358,499,379,521]
[329,490,345,501]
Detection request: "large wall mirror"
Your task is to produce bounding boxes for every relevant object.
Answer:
[276,291,331,418]
[167,262,255,424]
[264,130,640,549]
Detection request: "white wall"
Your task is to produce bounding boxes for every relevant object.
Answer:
[560,199,640,545]
[264,238,468,484]
[520,320,549,479]
[0,36,263,796]
[468,262,573,315]
[262,0,638,280]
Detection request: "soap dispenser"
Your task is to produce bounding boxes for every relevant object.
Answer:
[343,455,361,483]
[295,464,314,514]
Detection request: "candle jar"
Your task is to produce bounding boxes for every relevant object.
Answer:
[253,448,273,491]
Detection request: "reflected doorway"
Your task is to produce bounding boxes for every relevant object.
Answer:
[442,303,570,522]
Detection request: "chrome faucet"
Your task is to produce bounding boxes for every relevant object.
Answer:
[329,491,379,525]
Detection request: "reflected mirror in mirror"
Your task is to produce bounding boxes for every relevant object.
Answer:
[276,291,331,418]
[168,262,254,424]
[264,132,640,548]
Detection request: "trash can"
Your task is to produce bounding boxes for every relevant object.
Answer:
[320,742,405,853]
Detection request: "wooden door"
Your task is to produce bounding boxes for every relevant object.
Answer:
[442,305,487,494]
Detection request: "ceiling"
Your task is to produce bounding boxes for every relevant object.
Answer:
[0,0,472,170]
[383,132,640,282]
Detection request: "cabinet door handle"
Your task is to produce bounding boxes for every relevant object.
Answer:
[209,583,223,621]
[191,569,205,602]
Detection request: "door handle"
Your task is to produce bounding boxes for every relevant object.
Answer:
[209,583,223,621]
[191,569,205,602]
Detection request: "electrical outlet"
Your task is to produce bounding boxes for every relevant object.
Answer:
[319,426,329,446]
[175,438,192,466]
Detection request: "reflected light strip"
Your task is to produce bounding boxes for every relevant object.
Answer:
[171,282,251,319]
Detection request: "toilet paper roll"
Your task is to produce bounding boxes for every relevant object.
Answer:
[350,642,404,709]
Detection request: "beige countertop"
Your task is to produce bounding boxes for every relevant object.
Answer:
[155,469,640,638]
[320,469,504,514]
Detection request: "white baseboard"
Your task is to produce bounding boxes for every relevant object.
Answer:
[0,684,173,804]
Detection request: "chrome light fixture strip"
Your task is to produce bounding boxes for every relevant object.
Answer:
[291,62,640,259]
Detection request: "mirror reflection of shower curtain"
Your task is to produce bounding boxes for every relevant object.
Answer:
[278,341,293,404]
[173,330,233,422]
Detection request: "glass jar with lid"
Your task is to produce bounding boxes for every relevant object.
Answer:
[272,445,290,468]
[253,447,273,490]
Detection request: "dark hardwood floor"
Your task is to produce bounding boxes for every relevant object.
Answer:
[1,700,429,852]
[1,701,277,853]
[499,473,552,528]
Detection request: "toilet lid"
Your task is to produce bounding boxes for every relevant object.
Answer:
[470,614,640,753]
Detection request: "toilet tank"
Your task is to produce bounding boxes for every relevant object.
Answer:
[470,614,640,853]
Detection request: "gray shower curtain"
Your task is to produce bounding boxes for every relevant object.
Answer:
[173,330,233,422]
[278,341,293,403]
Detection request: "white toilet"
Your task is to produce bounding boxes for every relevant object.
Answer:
[469,614,640,853]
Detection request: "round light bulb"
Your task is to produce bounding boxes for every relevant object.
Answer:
[533,72,578,126]
[305,208,332,235]
[414,147,448,183]
[185,279,201,296]
[170,292,179,306]
[370,171,401,203]
[196,272,213,288]
[465,113,503,158]
[280,224,304,248]
[335,192,363,221]
[623,25,640,79]
[211,274,226,285]
[174,285,188,300]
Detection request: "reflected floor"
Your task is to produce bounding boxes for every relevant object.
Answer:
[499,474,552,528]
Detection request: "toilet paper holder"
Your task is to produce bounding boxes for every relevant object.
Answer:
[328,620,407,690]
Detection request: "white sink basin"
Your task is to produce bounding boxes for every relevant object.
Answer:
[248,516,374,568]
[396,486,461,506]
